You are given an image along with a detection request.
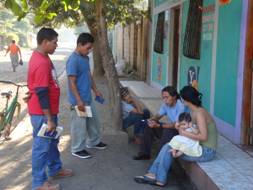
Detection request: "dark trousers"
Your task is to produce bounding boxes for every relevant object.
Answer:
[139,127,178,156]
[122,109,150,135]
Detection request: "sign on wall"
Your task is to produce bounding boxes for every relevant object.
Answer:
[187,66,200,90]
[156,57,163,81]
[202,4,215,41]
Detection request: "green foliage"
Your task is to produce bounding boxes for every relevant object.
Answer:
[0,8,34,47]
[3,0,147,29]
[4,0,28,20]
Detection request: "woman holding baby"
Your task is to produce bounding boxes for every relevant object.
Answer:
[134,85,218,187]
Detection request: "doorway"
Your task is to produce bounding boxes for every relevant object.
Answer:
[242,0,253,145]
[169,6,181,88]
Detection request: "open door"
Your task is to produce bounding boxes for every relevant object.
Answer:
[169,6,181,88]
[242,0,253,145]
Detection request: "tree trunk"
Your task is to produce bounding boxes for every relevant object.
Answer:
[95,0,122,130]
[88,26,105,76]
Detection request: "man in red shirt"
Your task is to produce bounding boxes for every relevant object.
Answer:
[5,40,22,72]
[27,27,73,190]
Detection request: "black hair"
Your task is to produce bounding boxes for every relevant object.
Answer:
[180,85,202,107]
[77,33,94,45]
[178,112,192,123]
[120,87,129,98]
[161,86,180,99]
[37,27,58,45]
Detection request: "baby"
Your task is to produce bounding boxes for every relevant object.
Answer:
[169,112,202,158]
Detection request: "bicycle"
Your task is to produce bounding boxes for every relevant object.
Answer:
[0,80,27,140]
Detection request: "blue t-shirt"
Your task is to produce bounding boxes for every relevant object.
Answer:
[159,99,186,123]
[122,101,135,119]
[66,52,92,105]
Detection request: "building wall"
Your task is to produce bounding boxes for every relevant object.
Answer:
[151,10,170,87]
[179,0,215,112]
[123,26,130,64]
[151,0,244,143]
[115,25,124,62]
[214,1,243,126]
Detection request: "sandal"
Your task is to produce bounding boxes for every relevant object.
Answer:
[134,175,156,185]
[50,168,74,179]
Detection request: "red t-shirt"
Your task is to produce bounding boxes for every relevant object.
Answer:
[27,51,60,115]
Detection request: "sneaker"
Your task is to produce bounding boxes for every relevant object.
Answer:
[72,150,92,159]
[86,142,107,150]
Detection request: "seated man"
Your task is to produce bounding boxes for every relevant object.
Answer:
[121,87,150,144]
[133,86,187,160]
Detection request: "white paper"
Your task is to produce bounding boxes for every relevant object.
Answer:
[74,106,92,117]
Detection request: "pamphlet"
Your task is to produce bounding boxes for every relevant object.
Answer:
[37,123,63,139]
[74,105,93,117]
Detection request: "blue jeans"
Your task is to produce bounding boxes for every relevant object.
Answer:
[123,109,150,135]
[70,101,101,153]
[31,115,62,190]
[148,144,216,184]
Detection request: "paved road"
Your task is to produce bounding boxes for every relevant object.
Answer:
[0,48,70,82]
[0,48,71,135]
[0,49,197,190]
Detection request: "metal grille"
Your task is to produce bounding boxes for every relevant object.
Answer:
[183,0,203,59]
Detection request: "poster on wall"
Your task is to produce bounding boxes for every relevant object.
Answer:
[187,66,200,90]
[156,57,162,81]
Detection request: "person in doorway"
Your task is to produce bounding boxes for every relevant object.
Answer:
[27,27,73,190]
[66,32,107,159]
[133,86,186,160]
[134,85,217,187]
[5,40,22,72]
[120,87,150,144]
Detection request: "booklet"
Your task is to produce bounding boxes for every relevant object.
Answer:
[37,123,63,139]
[74,105,93,117]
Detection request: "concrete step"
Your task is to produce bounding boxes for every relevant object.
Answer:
[121,80,253,190]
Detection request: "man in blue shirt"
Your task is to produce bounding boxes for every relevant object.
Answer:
[133,86,186,160]
[66,33,106,159]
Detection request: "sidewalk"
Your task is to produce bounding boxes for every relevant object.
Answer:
[120,80,253,190]
[0,74,196,190]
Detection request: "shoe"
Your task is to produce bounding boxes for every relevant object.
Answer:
[86,142,107,150]
[134,175,156,185]
[35,181,60,190]
[50,168,74,179]
[133,154,150,160]
[72,149,92,159]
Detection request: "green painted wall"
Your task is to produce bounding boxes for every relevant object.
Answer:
[151,13,169,87]
[151,0,183,86]
[179,0,216,111]
[214,1,242,126]
[152,0,243,126]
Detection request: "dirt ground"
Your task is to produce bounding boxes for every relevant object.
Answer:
[0,48,196,190]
